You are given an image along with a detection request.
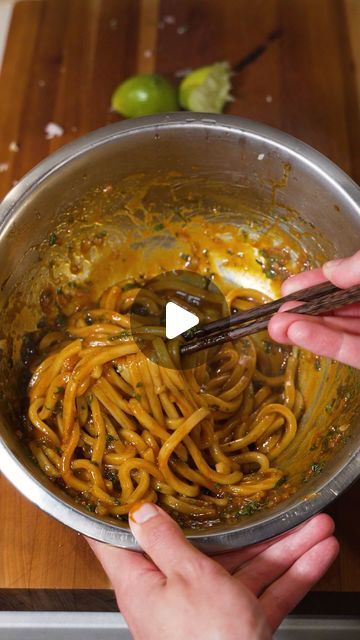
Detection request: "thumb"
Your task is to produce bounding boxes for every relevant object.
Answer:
[322,250,360,288]
[130,502,207,578]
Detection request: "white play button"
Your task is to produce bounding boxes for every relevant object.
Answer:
[165,301,199,340]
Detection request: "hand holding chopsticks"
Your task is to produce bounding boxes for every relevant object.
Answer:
[180,280,360,356]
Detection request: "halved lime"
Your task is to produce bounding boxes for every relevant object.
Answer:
[111,74,178,118]
[179,62,232,113]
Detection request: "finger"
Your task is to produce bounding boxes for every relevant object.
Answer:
[213,540,275,573]
[233,514,334,595]
[335,302,360,317]
[86,536,162,599]
[281,268,326,295]
[268,312,322,345]
[323,250,360,288]
[129,502,210,579]
[269,311,360,346]
[320,316,360,335]
[260,535,339,630]
[269,311,360,365]
[213,518,310,573]
[286,320,360,367]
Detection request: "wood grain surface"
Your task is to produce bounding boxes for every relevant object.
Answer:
[0,0,359,595]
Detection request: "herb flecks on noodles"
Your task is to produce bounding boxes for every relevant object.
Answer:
[26,278,301,528]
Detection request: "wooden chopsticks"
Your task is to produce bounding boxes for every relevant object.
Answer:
[180,281,360,356]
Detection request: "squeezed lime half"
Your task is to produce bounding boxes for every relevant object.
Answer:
[179,62,232,113]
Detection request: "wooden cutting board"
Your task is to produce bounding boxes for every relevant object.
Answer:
[0,0,359,601]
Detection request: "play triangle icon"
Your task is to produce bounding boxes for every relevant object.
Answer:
[165,301,199,340]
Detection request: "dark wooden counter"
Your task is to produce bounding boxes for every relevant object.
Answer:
[0,0,359,604]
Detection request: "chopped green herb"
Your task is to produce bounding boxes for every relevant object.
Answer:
[86,393,93,405]
[85,314,93,326]
[256,259,277,279]
[85,503,96,512]
[56,287,63,295]
[337,387,352,403]
[122,282,136,291]
[240,338,251,355]
[95,230,107,238]
[311,462,325,475]
[108,330,132,341]
[325,399,335,414]
[275,475,288,488]
[314,357,321,371]
[106,433,115,443]
[262,339,273,354]
[136,381,143,388]
[153,223,165,231]
[214,482,221,489]
[180,252,191,262]
[183,326,196,340]
[134,393,142,401]
[49,232,57,246]
[55,312,66,327]
[175,209,187,222]
[55,386,64,394]
[256,247,287,280]
[104,468,121,491]
[52,399,63,415]
[236,500,262,517]
[264,267,277,279]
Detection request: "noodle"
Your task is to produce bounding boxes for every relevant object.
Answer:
[24,279,301,528]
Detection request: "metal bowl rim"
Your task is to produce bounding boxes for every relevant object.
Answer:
[1,113,359,230]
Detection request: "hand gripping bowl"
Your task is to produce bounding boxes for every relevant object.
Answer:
[0,114,359,552]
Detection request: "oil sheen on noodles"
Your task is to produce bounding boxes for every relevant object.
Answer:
[26,279,302,528]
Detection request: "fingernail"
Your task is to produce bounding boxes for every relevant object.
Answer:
[323,258,343,273]
[130,502,158,524]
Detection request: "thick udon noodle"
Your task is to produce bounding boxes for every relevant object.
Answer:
[26,278,302,527]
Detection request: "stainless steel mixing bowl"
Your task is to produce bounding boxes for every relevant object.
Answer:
[0,114,359,552]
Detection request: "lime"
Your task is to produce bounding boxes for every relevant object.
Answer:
[179,62,232,113]
[111,74,178,117]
